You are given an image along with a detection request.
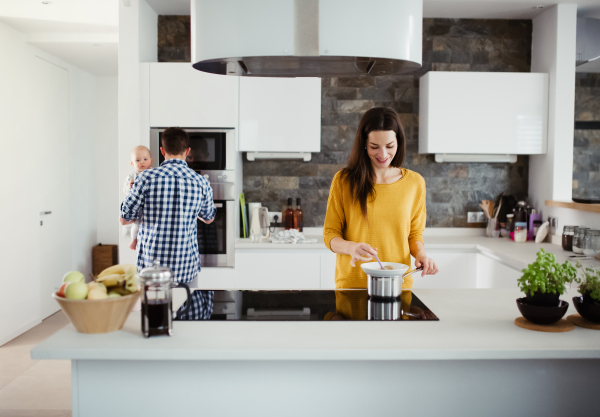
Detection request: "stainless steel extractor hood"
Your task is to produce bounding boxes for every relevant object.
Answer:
[191,0,423,77]
[576,17,600,67]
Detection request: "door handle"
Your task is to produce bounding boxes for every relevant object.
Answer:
[40,211,52,215]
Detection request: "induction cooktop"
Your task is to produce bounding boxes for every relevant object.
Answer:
[178,290,439,321]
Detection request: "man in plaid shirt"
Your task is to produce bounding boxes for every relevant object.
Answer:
[120,127,216,320]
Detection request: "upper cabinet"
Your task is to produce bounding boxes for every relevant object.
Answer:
[239,77,321,153]
[419,72,549,156]
[149,63,239,128]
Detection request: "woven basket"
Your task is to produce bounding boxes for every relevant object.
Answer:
[92,244,118,276]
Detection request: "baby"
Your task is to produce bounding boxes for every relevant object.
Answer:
[123,145,153,250]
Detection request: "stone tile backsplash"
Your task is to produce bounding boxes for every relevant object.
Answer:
[573,73,600,199]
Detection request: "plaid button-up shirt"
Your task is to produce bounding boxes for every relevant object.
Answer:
[120,158,216,283]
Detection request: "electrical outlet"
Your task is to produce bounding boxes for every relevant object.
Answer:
[468,211,486,223]
[268,211,282,224]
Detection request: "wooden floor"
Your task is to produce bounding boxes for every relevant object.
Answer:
[0,312,71,417]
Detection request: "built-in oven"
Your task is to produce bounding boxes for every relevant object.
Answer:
[150,128,236,268]
[150,128,235,172]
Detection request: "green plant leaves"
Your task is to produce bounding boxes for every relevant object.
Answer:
[518,248,577,296]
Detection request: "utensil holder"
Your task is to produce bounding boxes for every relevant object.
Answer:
[486,218,499,238]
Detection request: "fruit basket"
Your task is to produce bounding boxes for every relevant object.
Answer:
[53,292,140,334]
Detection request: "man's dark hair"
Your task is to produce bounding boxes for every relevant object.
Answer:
[161,127,189,156]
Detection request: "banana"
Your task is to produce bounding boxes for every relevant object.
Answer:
[96,273,125,287]
[97,264,137,279]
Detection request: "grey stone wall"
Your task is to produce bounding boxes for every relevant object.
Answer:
[573,73,600,199]
[158,16,190,62]
[243,19,531,227]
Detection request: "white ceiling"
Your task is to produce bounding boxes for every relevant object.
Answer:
[0,0,118,76]
[1,0,599,76]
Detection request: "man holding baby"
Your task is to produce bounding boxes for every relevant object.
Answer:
[120,127,216,320]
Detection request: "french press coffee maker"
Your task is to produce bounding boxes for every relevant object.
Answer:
[139,260,192,338]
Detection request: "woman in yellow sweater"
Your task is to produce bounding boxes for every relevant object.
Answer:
[323,107,438,289]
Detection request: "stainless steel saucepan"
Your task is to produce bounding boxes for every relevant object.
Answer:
[360,262,424,298]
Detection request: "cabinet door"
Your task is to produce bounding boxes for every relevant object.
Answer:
[320,251,337,289]
[149,63,238,128]
[235,251,321,289]
[476,254,523,289]
[410,252,476,289]
[239,77,321,152]
[35,58,72,319]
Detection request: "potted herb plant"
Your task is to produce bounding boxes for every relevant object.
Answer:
[573,263,600,323]
[517,248,577,306]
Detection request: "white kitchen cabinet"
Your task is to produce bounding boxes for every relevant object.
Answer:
[149,63,238,128]
[419,72,548,155]
[239,77,321,152]
[235,250,321,289]
[476,254,523,289]
[411,252,477,289]
[320,251,337,289]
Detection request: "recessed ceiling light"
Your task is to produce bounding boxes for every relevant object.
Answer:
[532,5,545,9]
[41,1,52,4]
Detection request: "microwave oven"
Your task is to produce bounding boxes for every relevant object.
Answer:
[150,128,236,172]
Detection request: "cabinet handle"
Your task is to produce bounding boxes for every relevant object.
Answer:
[40,211,52,215]
[214,203,223,208]
[217,175,227,180]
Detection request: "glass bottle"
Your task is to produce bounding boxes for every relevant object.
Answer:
[573,227,589,254]
[293,198,303,232]
[561,225,576,251]
[284,198,294,230]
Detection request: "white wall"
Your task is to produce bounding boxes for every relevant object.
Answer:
[118,0,157,265]
[96,77,120,245]
[0,20,106,344]
[528,5,596,234]
[0,21,43,343]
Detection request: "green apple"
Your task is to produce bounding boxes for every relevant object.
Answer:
[107,292,122,298]
[65,281,88,300]
[63,270,85,284]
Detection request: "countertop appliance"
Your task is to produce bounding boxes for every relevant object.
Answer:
[176,290,438,321]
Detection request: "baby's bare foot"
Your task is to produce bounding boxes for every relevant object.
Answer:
[129,239,138,250]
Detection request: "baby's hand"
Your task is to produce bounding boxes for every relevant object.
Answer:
[129,179,134,188]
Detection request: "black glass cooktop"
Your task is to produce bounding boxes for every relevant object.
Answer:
[182,290,438,321]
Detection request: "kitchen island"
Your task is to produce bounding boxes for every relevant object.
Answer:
[32,288,600,417]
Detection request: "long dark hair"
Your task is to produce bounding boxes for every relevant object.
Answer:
[340,107,406,218]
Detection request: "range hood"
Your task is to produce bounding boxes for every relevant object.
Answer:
[190,0,422,77]
[576,17,600,66]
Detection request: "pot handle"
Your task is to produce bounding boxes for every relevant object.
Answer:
[402,266,424,279]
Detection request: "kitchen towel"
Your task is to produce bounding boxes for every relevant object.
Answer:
[269,229,317,244]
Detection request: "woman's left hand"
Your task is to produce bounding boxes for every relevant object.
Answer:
[415,256,438,277]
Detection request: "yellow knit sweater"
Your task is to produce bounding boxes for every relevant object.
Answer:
[323,168,426,289]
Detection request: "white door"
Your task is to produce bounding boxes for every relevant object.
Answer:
[34,57,72,319]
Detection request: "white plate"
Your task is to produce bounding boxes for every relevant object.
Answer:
[360,262,409,277]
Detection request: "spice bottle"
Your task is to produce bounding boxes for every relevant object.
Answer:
[561,225,576,251]
[293,198,303,232]
[284,198,294,230]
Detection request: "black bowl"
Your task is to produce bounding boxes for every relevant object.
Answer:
[573,296,600,324]
[516,298,569,325]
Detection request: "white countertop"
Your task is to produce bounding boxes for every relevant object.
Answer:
[31,288,600,362]
[237,233,598,271]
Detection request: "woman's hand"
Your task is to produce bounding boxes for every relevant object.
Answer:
[414,255,438,277]
[348,242,378,267]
